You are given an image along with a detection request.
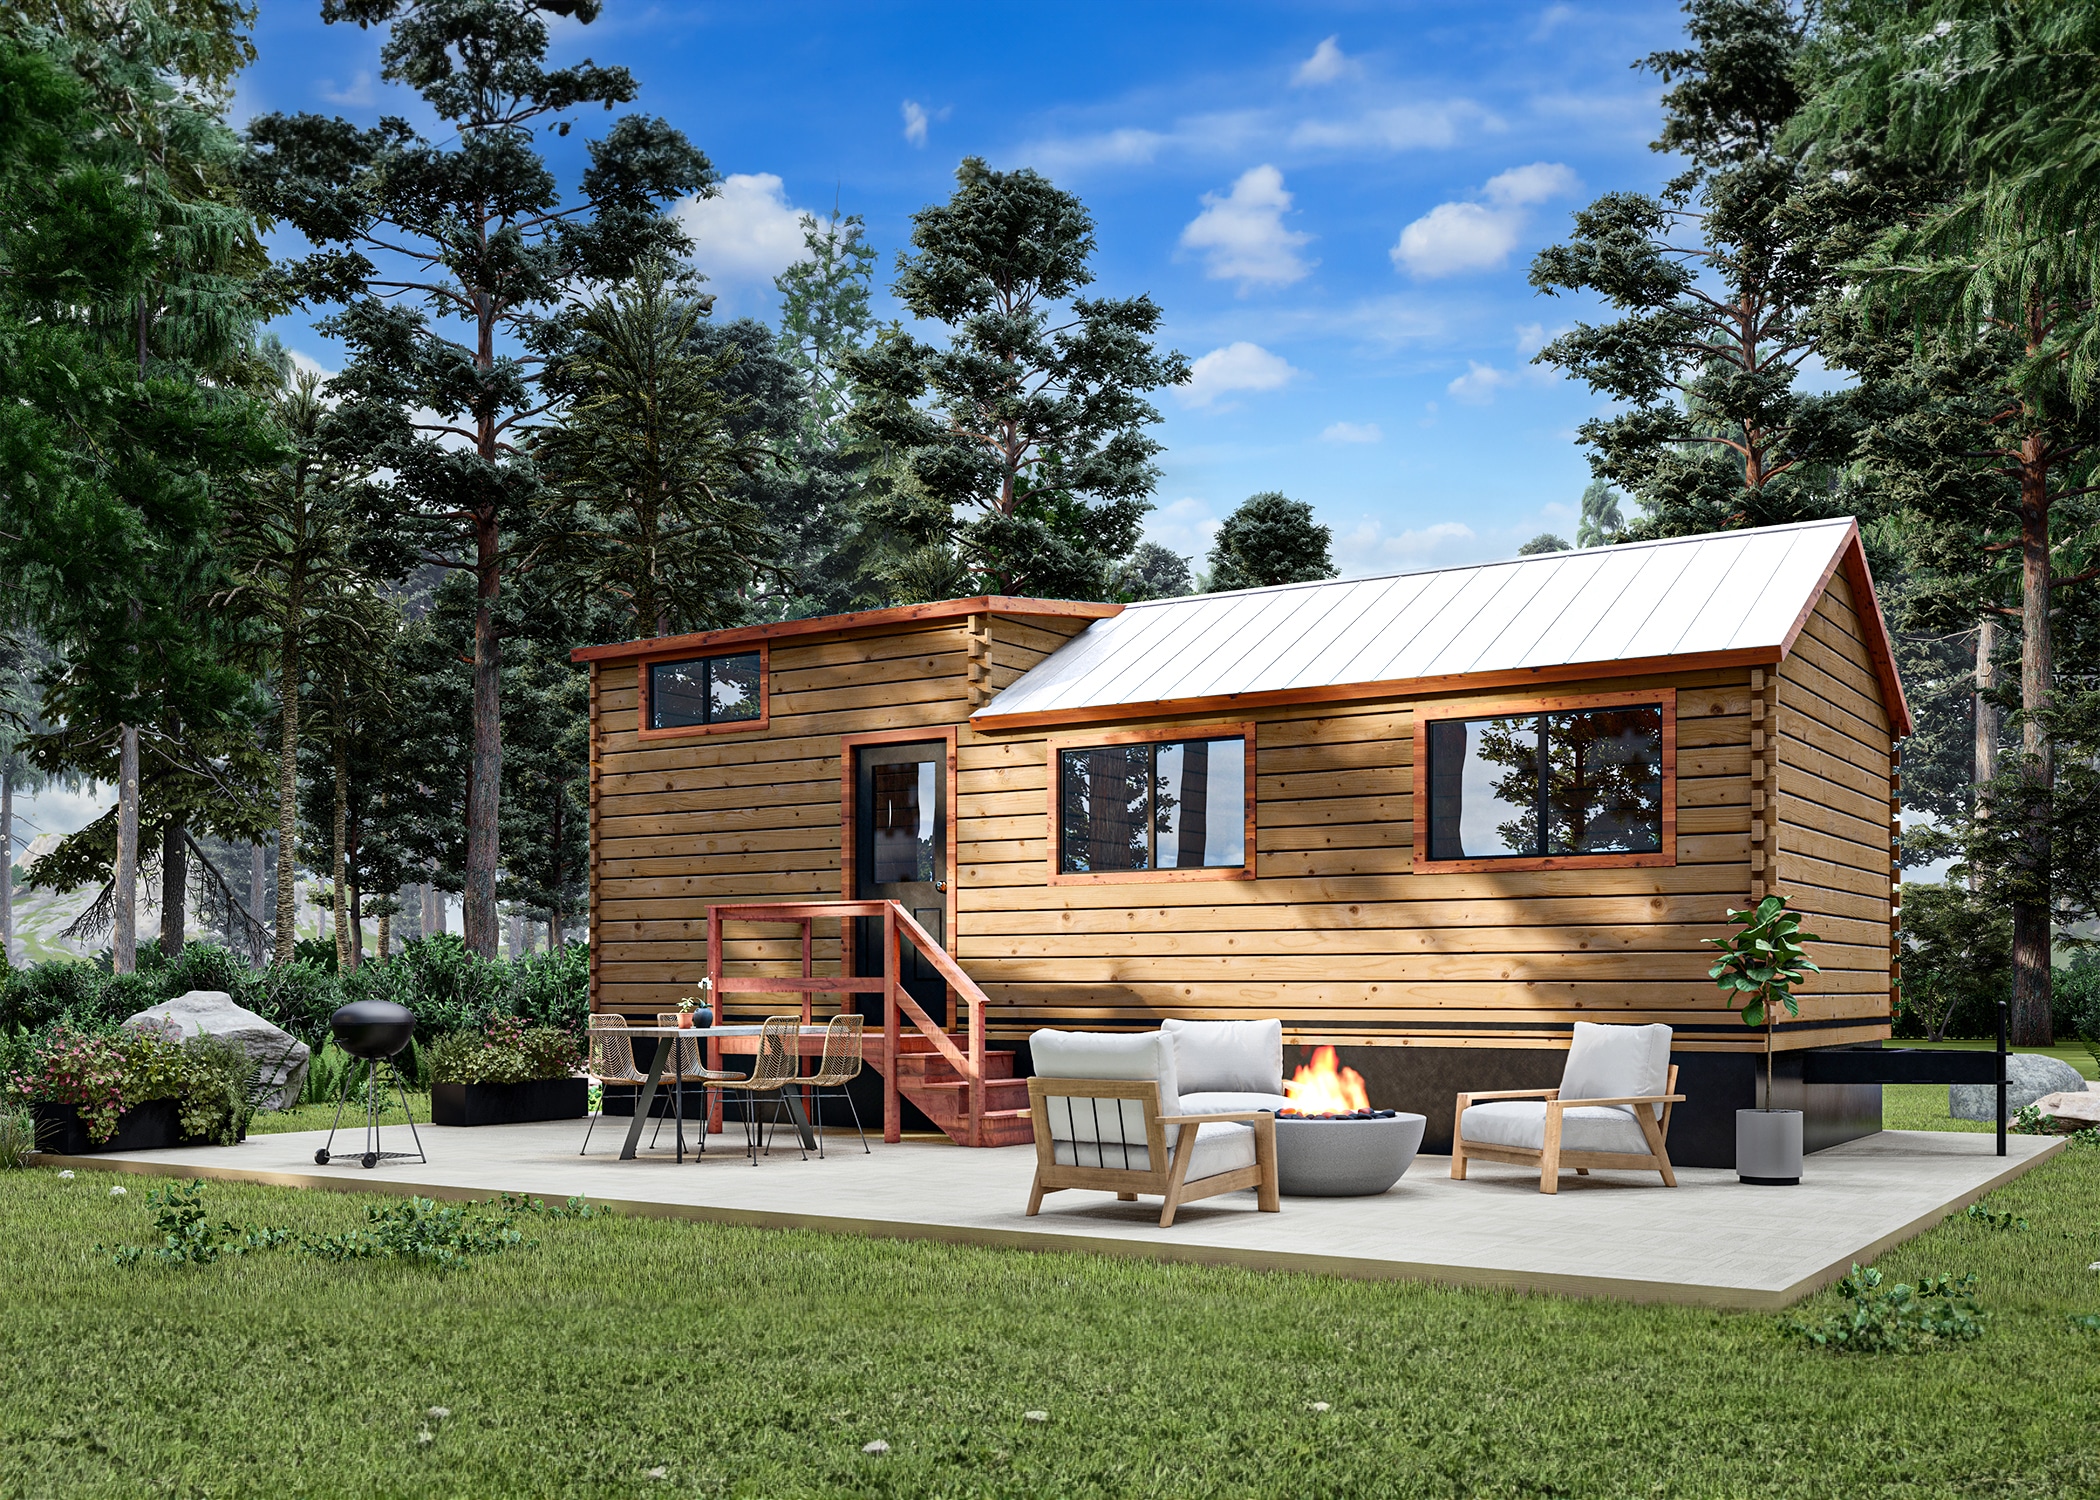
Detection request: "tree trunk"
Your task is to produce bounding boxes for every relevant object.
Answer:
[464,509,502,957]
[159,817,186,957]
[248,841,266,966]
[546,911,558,953]
[332,719,350,973]
[113,724,139,974]
[348,877,363,973]
[274,617,300,966]
[2011,460,2053,1045]
[1972,616,1999,895]
[377,903,390,964]
[1,765,13,968]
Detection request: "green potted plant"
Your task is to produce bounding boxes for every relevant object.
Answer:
[677,977,713,1029]
[428,1017,586,1127]
[1705,893,1822,1185]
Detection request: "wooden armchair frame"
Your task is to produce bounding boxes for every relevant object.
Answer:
[1450,1065,1684,1194]
[1025,1077,1281,1228]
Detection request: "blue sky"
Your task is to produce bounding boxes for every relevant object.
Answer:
[235,0,1695,578]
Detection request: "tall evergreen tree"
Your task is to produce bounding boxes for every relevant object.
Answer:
[244,0,714,955]
[846,158,1188,599]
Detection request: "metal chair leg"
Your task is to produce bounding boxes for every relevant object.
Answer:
[842,1085,870,1154]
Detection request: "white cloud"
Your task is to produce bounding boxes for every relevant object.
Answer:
[317,72,374,107]
[1145,496,1222,559]
[1337,518,1479,574]
[1180,342,1300,408]
[1018,111,1265,175]
[676,173,808,286]
[1179,165,1315,291]
[1293,36,1357,86]
[1290,101,1494,153]
[1390,161,1580,278]
[1447,355,1556,404]
[1321,421,1383,444]
[902,100,929,147]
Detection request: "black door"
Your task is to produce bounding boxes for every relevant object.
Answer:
[854,741,948,1028]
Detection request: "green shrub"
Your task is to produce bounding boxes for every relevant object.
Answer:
[1782,1264,1986,1352]
[428,1016,581,1085]
[176,1036,258,1146]
[0,1111,35,1169]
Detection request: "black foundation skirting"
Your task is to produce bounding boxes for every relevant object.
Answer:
[1306,1044,1881,1170]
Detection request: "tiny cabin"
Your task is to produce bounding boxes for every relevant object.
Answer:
[572,517,1906,1166]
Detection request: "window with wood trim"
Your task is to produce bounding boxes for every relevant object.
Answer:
[1415,693,1675,872]
[1050,727,1254,882]
[641,649,765,736]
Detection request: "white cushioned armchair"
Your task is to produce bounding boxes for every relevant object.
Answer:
[1452,1023,1684,1194]
[1025,1028,1280,1228]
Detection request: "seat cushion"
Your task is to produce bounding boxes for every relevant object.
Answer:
[1560,1022,1672,1117]
[1459,1100,1652,1156]
[1161,1018,1284,1096]
[1052,1119,1258,1180]
[1177,1090,1290,1116]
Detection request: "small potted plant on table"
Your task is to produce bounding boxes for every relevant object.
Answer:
[678,978,714,1029]
[1706,893,1821,1185]
[429,1017,586,1127]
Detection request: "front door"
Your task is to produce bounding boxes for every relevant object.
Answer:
[853,741,948,1027]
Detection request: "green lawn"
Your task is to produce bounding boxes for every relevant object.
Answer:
[4,1134,2099,1496]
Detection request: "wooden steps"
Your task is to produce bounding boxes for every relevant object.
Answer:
[878,1043,1034,1147]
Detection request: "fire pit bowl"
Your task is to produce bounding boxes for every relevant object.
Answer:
[1271,1110,1426,1196]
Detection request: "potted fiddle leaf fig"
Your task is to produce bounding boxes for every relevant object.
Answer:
[1705,893,1821,1185]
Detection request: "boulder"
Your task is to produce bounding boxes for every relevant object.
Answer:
[1950,1052,2090,1121]
[124,990,310,1110]
[2035,1085,2100,1129]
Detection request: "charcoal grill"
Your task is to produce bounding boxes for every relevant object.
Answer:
[315,1000,427,1169]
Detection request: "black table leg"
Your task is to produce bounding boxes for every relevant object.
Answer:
[620,1043,671,1161]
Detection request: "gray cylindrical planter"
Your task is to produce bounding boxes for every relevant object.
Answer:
[1737,1108,1802,1185]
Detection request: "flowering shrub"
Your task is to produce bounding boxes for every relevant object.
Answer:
[428,1016,581,1086]
[7,1026,257,1146]
[12,1027,128,1143]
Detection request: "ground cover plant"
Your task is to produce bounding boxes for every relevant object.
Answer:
[3,1135,2097,1498]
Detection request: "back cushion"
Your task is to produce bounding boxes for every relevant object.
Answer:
[1559,1022,1672,1113]
[1029,1029,1178,1144]
[1161,1018,1283,1095]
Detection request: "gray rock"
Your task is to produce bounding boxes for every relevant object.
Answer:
[124,990,310,1110]
[1950,1052,2089,1120]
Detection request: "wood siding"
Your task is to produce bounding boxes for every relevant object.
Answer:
[1770,567,1895,1049]
[583,581,1896,1056]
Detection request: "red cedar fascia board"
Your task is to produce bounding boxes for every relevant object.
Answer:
[567,596,1123,665]
[1773,521,1914,738]
[975,521,1917,738]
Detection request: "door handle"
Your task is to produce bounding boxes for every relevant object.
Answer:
[935,881,947,892]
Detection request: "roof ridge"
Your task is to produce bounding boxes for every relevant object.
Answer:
[1125,516,1857,610]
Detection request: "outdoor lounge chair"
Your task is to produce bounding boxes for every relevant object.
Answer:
[1025,1028,1280,1228]
[1450,1022,1683,1194]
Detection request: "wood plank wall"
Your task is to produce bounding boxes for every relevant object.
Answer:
[584,593,1895,1055]
[958,664,1869,1054]
[586,613,1090,1021]
[1771,568,1897,1048]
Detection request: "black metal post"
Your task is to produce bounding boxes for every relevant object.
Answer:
[1996,999,2008,1157]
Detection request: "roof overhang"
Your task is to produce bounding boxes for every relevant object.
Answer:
[568,596,1123,666]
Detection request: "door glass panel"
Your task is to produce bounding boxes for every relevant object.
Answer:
[872,761,938,884]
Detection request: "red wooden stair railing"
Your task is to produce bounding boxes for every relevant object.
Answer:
[700,900,1031,1147]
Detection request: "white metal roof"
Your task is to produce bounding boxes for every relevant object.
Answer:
[974,517,1893,726]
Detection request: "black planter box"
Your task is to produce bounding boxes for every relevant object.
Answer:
[33,1098,183,1155]
[431,1077,587,1127]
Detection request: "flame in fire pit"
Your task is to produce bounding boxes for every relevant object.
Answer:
[1285,1046,1370,1114]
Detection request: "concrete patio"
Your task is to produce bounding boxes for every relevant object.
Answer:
[46,1123,2063,1310]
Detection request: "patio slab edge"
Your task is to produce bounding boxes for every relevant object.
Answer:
[32,1137,2070,1311]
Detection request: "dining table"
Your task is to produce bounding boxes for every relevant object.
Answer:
[617,1024,831,1162]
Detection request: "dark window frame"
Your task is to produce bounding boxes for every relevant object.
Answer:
[1412,690,1677,874]
[1045,723,1257,885]
[636,644,770,739]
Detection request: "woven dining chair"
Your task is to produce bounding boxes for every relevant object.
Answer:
[801,1013,869,1157]
[653,1012,743,1157]
[711,1015,808,1164]
[579,1014,647,1155]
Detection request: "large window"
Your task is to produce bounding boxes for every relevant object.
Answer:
[1054,731,1251,880]
[646,650,763,732]
[1420,698,1672,869]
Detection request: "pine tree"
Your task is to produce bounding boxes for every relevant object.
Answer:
[846,158,1188,598]
[244,0,714,955]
